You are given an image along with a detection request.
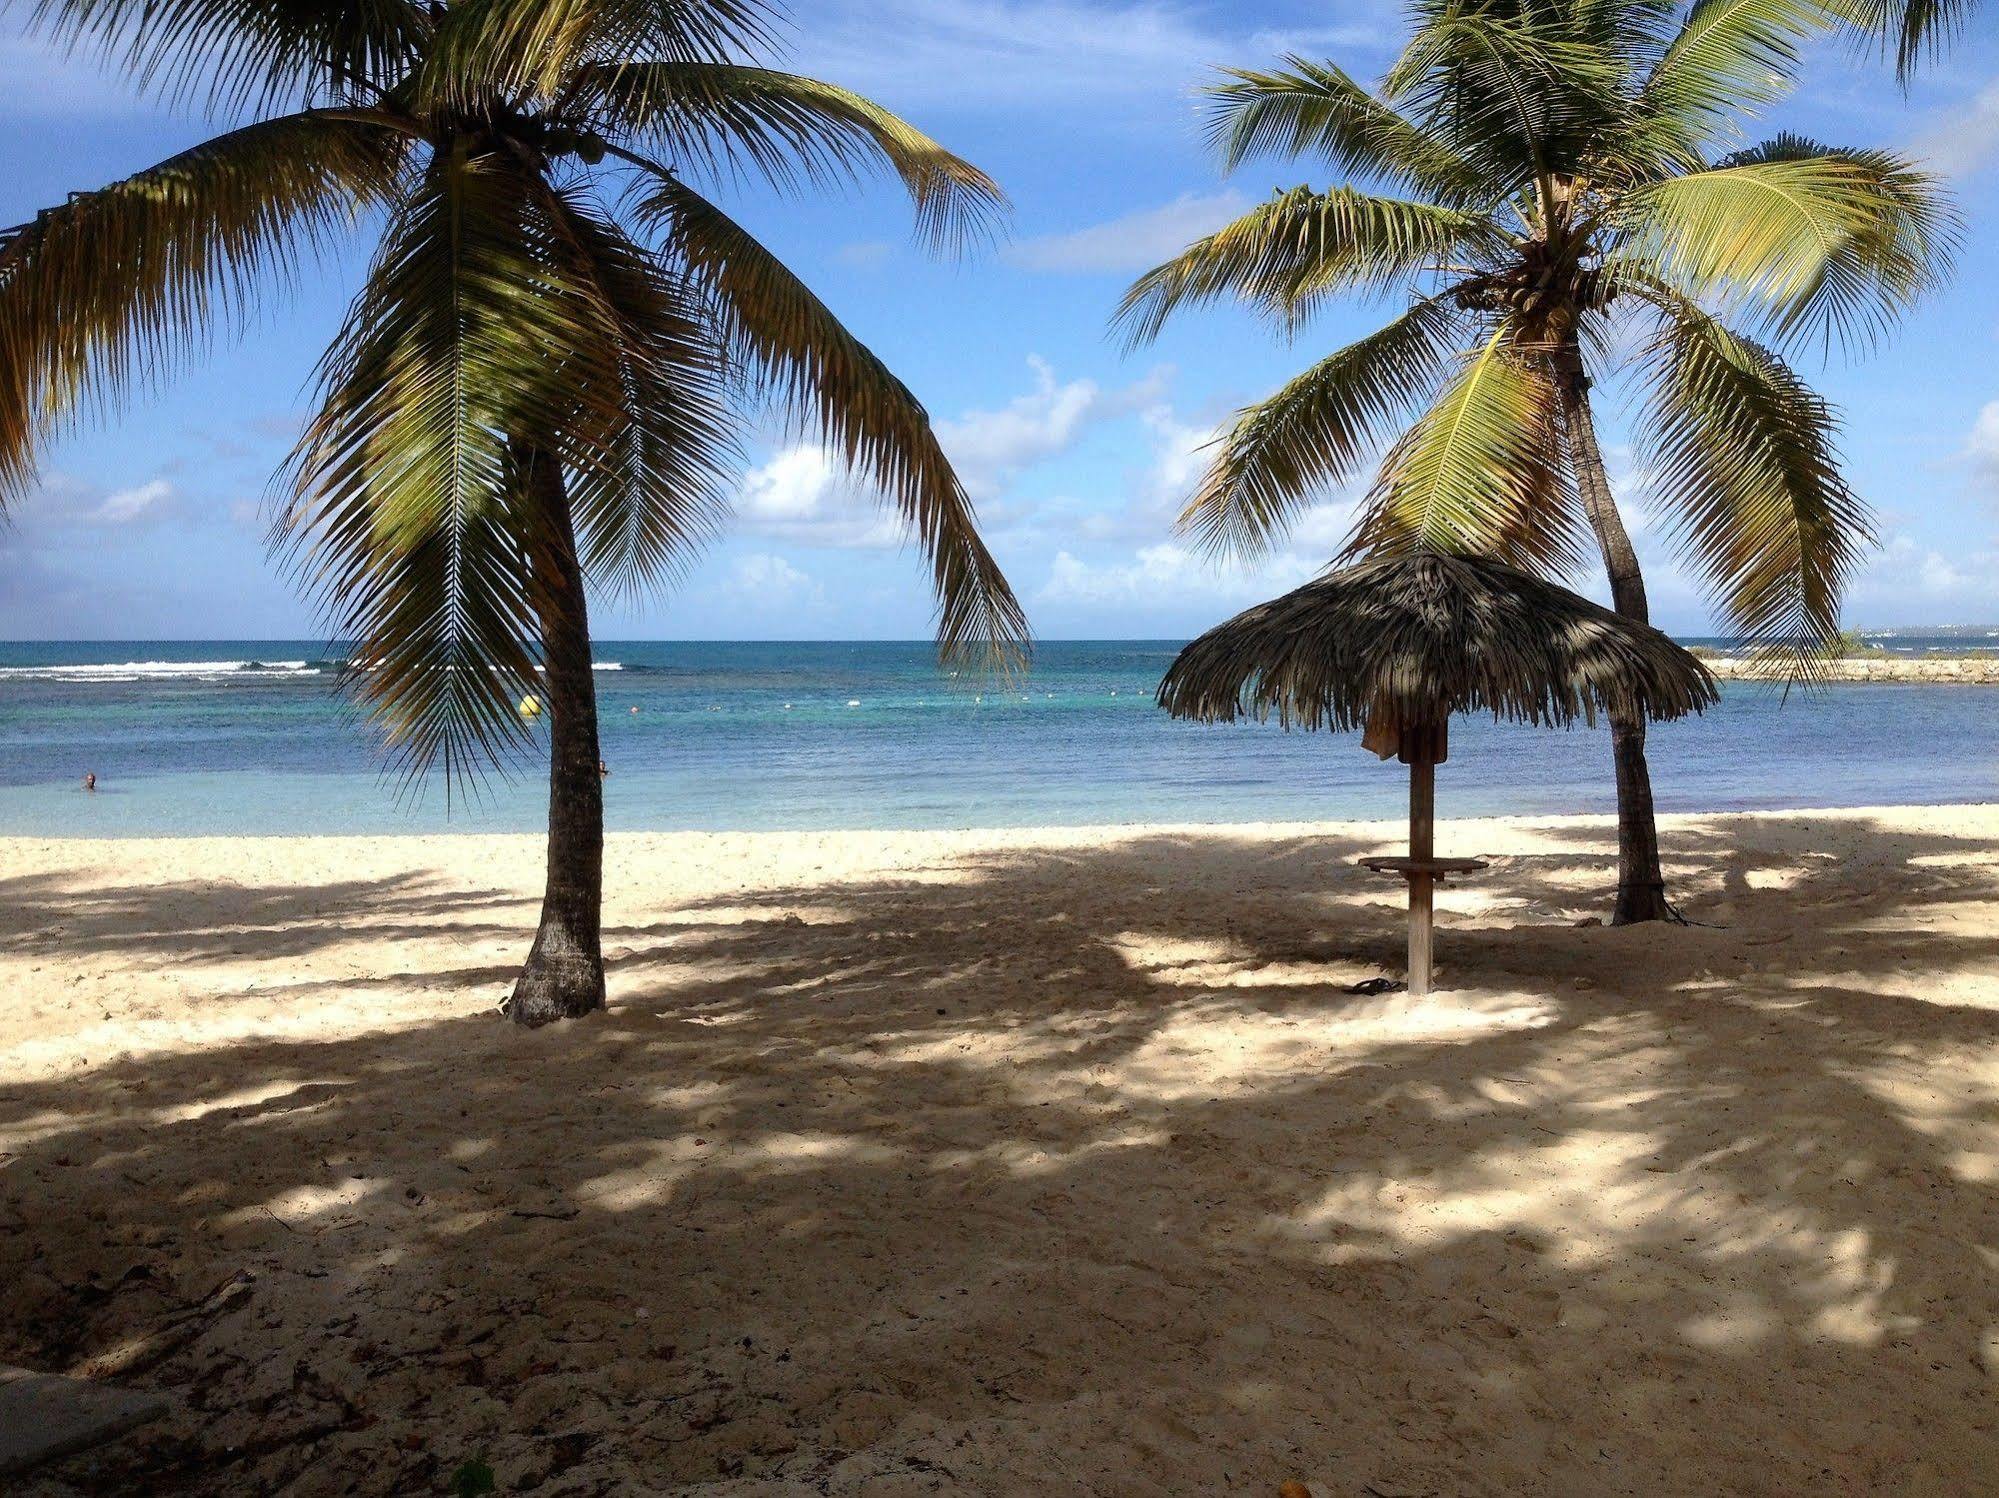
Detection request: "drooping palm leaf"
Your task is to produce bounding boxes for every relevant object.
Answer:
[1180,295,1466,559]
[1114,186,1501,346]
[1202,55,1487,204]
[24,0,426,113]
[1343,327,1589,574]
[275,149,615,784]
[411,0,778,109]
[0,109,406,510]
[580,64,1004,251]
[1630,0,1835,171]
[1640,299,1872,677]
[526,177,738,595]
[1838,0,1979,81]
[1615,138,1957,352]
[637,166,1026,665]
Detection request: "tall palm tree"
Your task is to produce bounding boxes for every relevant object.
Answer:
[0,0,1026,1022]
[1119,0,1953,924]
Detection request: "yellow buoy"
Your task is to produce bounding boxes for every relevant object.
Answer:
[518,694,542,718]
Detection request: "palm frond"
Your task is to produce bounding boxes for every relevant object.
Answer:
[1201,55,1485,204]
[1113,186,1500,347]
[1343,326,1589,575]
[23,0,425,113]
[0,109,406,510]
[1384,6,1627,191]
[637,168,1027,666]
[1614,139,1958,353]
[1629,0,1834,169]
[527,179,739,596]
[1639,297,1872,677]
[275,149,616,784]
[582,64,1004,251]
[411,0,778,110]
[1838,0,1978,82]
[1178,295,1466,560]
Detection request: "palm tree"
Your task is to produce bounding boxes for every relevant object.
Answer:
[1119,0,1953,924]
[0,0,1027,1022]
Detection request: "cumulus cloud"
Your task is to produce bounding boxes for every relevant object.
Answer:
[735,446,904,549]
[934,355,1165,496]
[1005,191,1249,275]
[728,552,824,606]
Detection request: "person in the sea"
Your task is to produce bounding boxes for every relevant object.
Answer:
[598,760,610,779]
[82,771,96,792]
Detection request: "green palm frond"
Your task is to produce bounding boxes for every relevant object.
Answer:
[412,0,777,108]
[1630,0,1834,169]
[1639,299,1872,678]
[24,0,426,112]
[1838,0,1978,82]
[1384,6,1626,192]
[1179,295,1466,560]
[0,109,406,509]
[527,178,738,596]
[581,64,1004,251]
[275,150,611,784]
[638,168,1027,666]
[1201,56,1485,203]
[1114,186,1500,347]
[1615,138,1957,352]
[1343,326,1589,575]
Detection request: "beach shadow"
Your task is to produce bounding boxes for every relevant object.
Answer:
[3,811,1997,1494]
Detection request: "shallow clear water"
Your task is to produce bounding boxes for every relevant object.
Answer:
[0,639,1995,836]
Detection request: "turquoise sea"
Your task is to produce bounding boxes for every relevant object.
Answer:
[1,638,1995,837]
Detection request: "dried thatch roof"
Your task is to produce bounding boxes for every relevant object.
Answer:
[1158,551,1717,732]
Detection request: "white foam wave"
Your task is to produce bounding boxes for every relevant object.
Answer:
[0,659,318,682]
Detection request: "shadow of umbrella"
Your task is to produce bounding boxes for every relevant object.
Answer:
[1159,550,1716,993]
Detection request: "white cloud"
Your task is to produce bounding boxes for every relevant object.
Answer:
[1037,541,1319,609]
[735,446,903,549]
[728,552,824,606]
[1911,76,1999,180]
[1966,400,1999,483]
[1005,191,1249,274]
[936,354,1171,499]
[94,478,175,524]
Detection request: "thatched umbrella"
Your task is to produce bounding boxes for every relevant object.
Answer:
[1159,551,1717,994]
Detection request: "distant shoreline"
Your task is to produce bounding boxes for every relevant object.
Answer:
[1702,655,1999,684]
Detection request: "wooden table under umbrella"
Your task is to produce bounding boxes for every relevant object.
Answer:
[1157,551,1717,995]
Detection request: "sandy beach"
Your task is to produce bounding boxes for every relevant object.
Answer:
[4,806,1996,1494]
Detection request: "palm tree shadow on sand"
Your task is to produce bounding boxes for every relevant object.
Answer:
[3,811,1996,1494]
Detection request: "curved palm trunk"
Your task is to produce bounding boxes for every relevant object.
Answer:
[1554,347,1677,926]
[508,449,607,1025]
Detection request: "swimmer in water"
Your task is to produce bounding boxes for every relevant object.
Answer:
[82,771,96,792]
[598,760,610,779]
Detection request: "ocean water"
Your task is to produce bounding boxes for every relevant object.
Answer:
[0,638,1995,837]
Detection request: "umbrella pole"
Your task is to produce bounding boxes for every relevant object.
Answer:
[1408,752,1435,996]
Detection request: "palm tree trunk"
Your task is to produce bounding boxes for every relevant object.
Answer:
[1553,345,1677,926]
[508,448,607,1025]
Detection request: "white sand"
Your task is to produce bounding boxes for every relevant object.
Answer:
[3,806,1997,1494]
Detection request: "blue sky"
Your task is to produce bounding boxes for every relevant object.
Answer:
[3,0,1998,641]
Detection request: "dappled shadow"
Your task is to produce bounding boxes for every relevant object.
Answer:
[3,809,1997,1494]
